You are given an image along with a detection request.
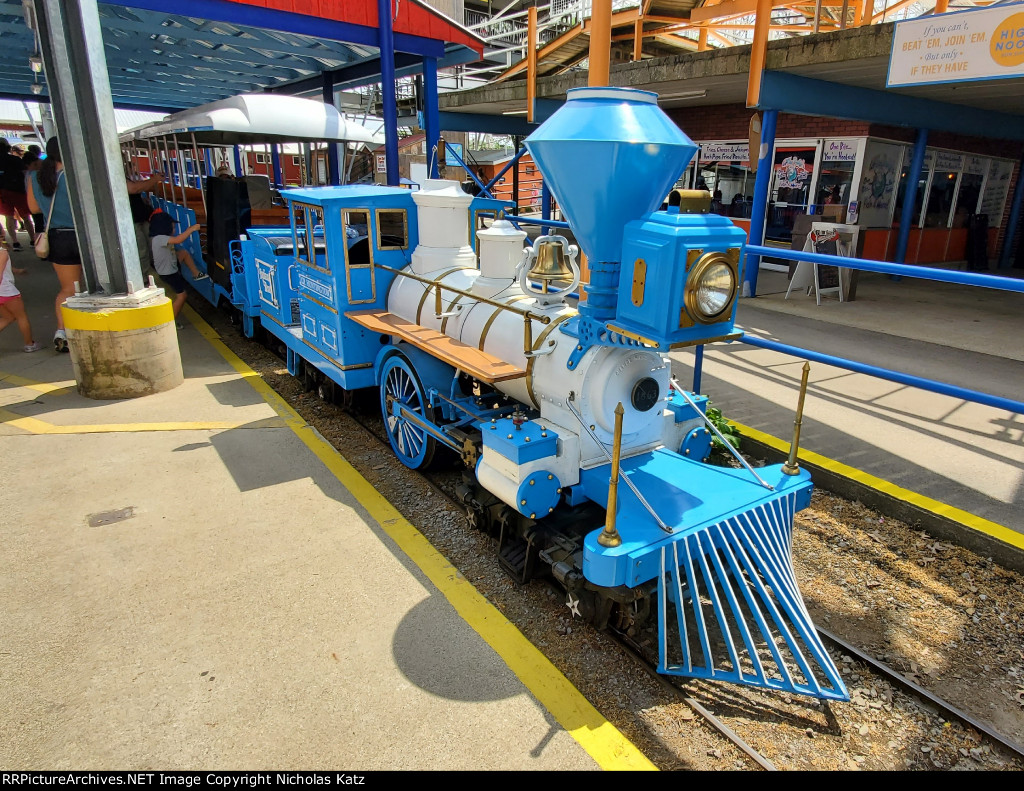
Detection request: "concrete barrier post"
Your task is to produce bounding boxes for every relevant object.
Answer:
[61,286,183,400]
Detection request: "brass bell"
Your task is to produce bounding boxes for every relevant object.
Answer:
[528,239,574,292]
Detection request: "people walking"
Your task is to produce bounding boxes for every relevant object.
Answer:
[0,139,36,250]
[26,137,79,353]
[0,241,42,353]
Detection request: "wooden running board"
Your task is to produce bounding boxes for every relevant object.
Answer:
[346,310,525,384]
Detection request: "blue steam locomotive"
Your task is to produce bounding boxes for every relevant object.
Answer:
[150,87,847,702]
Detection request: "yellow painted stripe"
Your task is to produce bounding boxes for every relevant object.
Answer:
[736,421,1024,552]
[0,407,284,435]
[0,370,74,396]
[61,299,174,332]
[181,304,656,771]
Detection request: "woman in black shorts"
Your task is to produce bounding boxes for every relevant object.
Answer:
[27,137,79,353]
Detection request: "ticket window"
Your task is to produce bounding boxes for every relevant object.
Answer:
[700,163,754,217]
[814,160,857,221]
[954,172,985,228]
[924,171,960,228]
[893,166,929,228]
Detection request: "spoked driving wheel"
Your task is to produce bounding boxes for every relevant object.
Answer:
[379,354,437,470]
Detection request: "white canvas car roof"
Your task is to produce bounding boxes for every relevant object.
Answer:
[120,93,383,146]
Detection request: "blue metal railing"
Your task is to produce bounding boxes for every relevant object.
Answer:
[502,213,570,229]
[690,244,1024,415]
[445,143,494,199]
[738,334,1024,414]
[745,244,1024,294]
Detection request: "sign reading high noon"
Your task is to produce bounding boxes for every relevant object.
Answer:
[888,5,1024,87]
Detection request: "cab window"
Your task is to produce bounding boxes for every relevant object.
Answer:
[376,209,408,250]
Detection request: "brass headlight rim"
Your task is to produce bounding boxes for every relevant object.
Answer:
[684,252,738,325]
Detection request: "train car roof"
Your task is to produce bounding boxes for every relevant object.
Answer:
[281,185,415,203]
[120,94,384,147]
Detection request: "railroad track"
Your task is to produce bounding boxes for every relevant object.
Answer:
[339,399,1024,770]
[197,301,1024,771]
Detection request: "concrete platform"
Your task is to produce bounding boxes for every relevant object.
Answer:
[0,245,647,771]
[670,267,1024,567]
[3,241,1022,768]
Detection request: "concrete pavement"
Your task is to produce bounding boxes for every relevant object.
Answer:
[0,248,647,771]
[3,243,1022,769]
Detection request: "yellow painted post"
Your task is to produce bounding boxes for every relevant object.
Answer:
[588,0,612,87]
[698,27,708,51]
[747,0,773,107]
[62,294,183,400]
[527,6,538,122]
[935,0,949,13]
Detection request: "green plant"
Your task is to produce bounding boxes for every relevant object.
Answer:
[705,401,741,464]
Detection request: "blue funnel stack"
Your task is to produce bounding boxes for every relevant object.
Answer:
[524,87,696,263]
[525,87,696,321]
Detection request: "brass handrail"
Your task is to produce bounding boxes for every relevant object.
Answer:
[373,263,552,326]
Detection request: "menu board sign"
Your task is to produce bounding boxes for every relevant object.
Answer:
[980,159,1013,218]
[699,142,750,163]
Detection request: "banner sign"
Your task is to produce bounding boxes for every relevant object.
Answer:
[889,6,1024,87]
[699,142,749,162]
[964,155,988,176]
[823,140,858,162]
[933,149,965,172]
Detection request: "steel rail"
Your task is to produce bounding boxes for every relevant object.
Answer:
[738,333,1024,415]
[612,631,776,771]
[817,626,1024,762]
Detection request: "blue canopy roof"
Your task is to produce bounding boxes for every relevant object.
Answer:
[0,0,482,112]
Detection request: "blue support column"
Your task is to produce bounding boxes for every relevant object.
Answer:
[692,345,705,394]
[378,0,400,186]
[270,144,282,187]
[895,128,929,275]
[541,178,551,236]
[743,108,777,298]
[423,56,440,179]
[512,138,521,211]
[204,149,214,182]
[998,150,1024,269]
[233,145,243,177]
[322,72,341,185]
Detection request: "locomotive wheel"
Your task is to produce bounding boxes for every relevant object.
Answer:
[379,355,437,470]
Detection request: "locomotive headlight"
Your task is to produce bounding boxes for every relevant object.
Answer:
[685,252,737,323]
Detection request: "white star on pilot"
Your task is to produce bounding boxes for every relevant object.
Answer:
[566,593,581,618]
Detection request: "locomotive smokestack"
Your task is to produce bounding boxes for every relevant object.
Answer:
[524,88,696,322]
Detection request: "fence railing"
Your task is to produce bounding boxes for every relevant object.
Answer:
[689,245,1024,415]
